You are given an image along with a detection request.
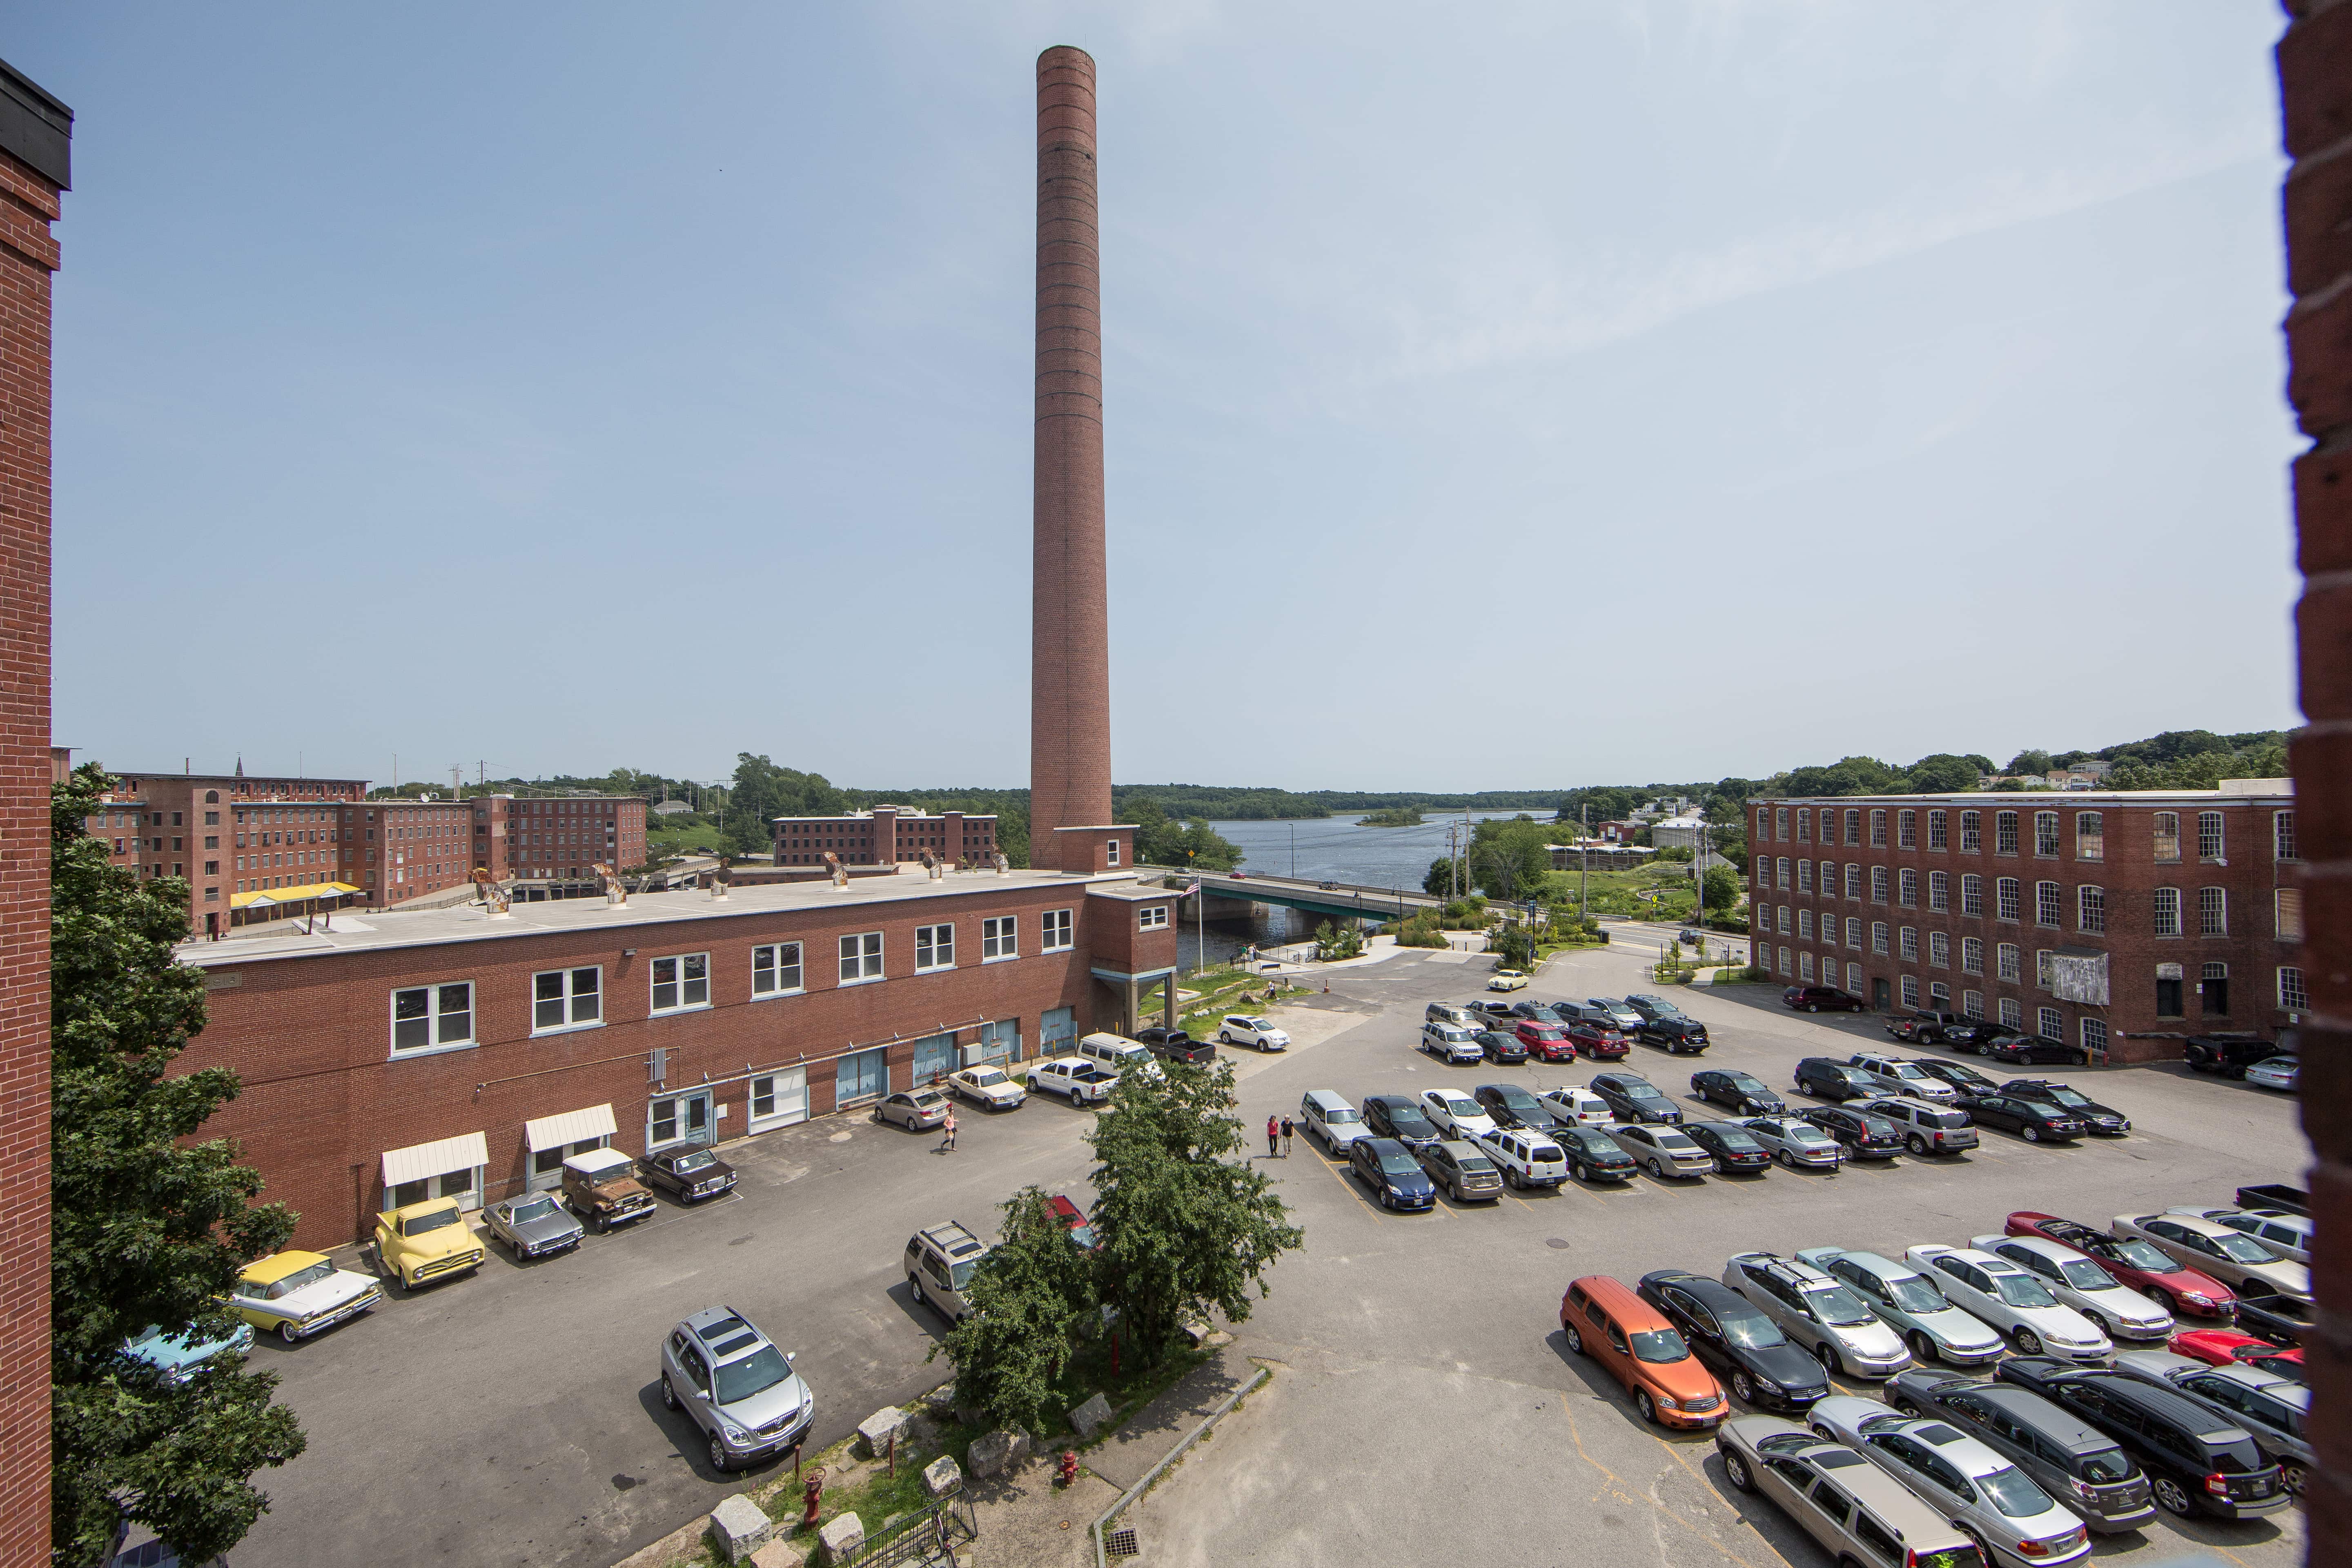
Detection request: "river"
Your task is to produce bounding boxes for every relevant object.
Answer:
[1169,809,1553,970]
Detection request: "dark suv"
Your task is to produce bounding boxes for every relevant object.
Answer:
[1996,1359,2290,1520]
[2185,1034,2290,1079]
[1781,984,1864,1013]
[1792,1057,1878,1101]
[1588,1072,1684,1125]
[1800,1105,1904,1160]
[1636,1016,1710,1054]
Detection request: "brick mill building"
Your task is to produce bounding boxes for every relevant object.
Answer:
[1748,782,2300,1064]
[172,822,1174,1251]
[771,803,998,867]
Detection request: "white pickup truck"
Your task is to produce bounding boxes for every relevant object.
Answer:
[1025,1056,1118,1105]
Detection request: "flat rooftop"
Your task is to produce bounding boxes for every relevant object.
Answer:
[178,865,1136,969]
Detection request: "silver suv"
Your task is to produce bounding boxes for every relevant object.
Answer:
[1859,1096,1978,1156]
[1844,1053,1958,1103]
[1722,1253,1911,1379]
[658,1306,814,1473]
[904,1222,989,1322]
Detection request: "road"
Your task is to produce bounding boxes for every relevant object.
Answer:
[234,938,2305,1568]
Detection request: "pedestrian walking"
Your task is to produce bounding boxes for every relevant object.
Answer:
[1281,1116,1295,1157]
[1266,1115,1280,1158]
[940,1109,958,1154]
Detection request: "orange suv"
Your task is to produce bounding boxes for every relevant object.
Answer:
[1561,1275,1726,1428]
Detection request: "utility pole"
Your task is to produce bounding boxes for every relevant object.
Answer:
[1580,804,1589,920]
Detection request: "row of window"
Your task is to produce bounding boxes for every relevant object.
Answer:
[388,909,1092,1055]
[1757,878,2277,938]
[1757,805,2294,864]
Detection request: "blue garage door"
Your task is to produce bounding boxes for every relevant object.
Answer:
[978,1018,1019,1065]
[911,1033,957,1083]
[836,1048,886,1107]
[1040,1007,1075,1060]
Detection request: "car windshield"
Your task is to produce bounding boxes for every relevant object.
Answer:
[1989,1271,2058,1308]
[1459,1154,1497,1175]
[965,1068,1006,1086]
[2042,1087,2092,1107]
[507,1196,559,1225]
[1710,1129,1764,1153]
[673,1151,717,1173]
[1629,1327,1691,1363]
[405,1207,461,1236]
[949,1260,978,1290]
[713,1343,793,1404]
[1889,1063,1931,1079]
[260,1261,336,1298]
[1377,1152,1419,1177]
[1579,1130,1627,1157]
[1726,1072,1766,1092]
[1492,1087,1543,1111]
[2057,1258,2114,1290]
[1803,1285,1877,1326]
[1884,1274,1949,1313]
[1323,1107,1361,1125]
[2211,1232,2276,1264]
[2113,1238,2178,1271]
[1621,1084,1666,1102]
[1978,1466,2058,1518]
[1719,1309,1784,1349]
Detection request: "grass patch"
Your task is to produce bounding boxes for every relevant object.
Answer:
[1048,1338,1217,1449]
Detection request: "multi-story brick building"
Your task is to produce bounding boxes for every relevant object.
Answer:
[771,804,998,868]
[79,768,370,937]
[1747,782,2300,1065]
[174,823,1166,1251]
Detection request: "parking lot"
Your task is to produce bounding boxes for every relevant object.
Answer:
[230,935,2306,1568]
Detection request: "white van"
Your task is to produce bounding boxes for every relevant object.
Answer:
[1076,1032,1163,1082]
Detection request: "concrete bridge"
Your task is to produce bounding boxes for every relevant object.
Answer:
[1145,868,1444,924]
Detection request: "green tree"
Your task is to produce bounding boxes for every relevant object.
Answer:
[1423,857,1456,898]
[1490,925,1536,969]
[1904,754,1982,793]
[1706,822,1748,873]
[2006,748,2054,776]
[1702,864,1741,913]
[1088,1061,1301,1360]
[50,764,306,1566]
[726,753,844,857]
[1313,920,1365,961]
[1468,817,1553,900]
[930,1187,1100,1433]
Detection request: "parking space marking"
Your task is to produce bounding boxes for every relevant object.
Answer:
[1553,1399,1775,1568]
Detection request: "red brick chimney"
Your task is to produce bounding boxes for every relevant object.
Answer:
[1031,46,1114,862]
[0,52,69,1568]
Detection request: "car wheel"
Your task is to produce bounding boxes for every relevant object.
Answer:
[2151,1476,2195,1517]
[1891,1394,1921,1417]
[1958,1529,1993,1568]
[1730,1370,1755,1403]
[709,1432,733,1473]
[1647,1158,1666,1178]
[1806,1003,1820,1013]
[1907,1135,1928,1156]
[910,1275,927,1306]
[2022,1126,2041,1143]
[1636,1389,1659,1425]
[2085,1313,2112,1339]
[1908,1332,1936,1365]
[1777,1149,1794,1167]
[2012,1326,2043,1355]
[1815,1342,1842,1377]
[1723,1451,1755,1492]
[278,1319,304,1345]
[660,1373,679,1410]
[1566,1325,1585,1356]
[2282,1462,2307,1497]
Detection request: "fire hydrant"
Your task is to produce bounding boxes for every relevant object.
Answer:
[1056,1451,1080,1488]
[802,1473,824,1527]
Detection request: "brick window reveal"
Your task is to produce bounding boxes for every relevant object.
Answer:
[1898,810,1917,849]
[1871,922,1890,956]
[2198,811,2225,861]
[2154,813,2180,863]
[650,953,710,1013]
[840,931,884,983]
[1997,943,2021,982]
[1845,864,1861,899]
[1899,926,1919,962]
[1928,871,1948,911]
[1845,917,1862,948]
[1138,905,1170,931]
[1844,809,1861,846]
[1898,869,1919,907]
[914,924,956,972]
[1929,931,1950,968]
[2076,811,2103,862]
[1871,867,1890,903]
[2274,810,2298,862]
[2078,886,2105,935]
[1963,989,1984,1018]
[1870,810,1888,847]
[2038,1007,2063,1042]
[2199,887,2227,938]
[1961,874,1983,916]
[1959,811,1981,853]
[982,916,1018,960]
[1999,996,2022,1027]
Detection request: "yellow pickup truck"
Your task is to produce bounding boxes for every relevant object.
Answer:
[375,1197,486,1289]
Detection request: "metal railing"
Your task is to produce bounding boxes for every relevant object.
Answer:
[837,1496,976,1568]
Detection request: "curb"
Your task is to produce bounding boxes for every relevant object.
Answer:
[1090,1363,1270,1568]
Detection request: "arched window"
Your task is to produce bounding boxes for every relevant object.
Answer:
[1959,811,1981,852]
[204,789,219,804]
[2153,812,2180,862]
[1961,873,1983,916]
[2075,811,2102,860]
[1995,811,2020,855]
[2078,886,2105,934]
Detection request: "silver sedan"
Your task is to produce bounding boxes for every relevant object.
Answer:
[481,1192,586,1259]
[1806,1395,2092,1567]
[2112,1213,2310,1298]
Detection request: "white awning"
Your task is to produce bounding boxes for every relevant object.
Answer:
[524,1103,619,1153]
[381,1131,489,1188]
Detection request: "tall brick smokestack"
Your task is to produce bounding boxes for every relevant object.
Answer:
[1031,45,1113,851]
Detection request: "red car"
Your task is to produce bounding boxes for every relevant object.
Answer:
[1566,1020,1630,1061]
[1515,1020,1577,1062]
[2005,1211,2236,1321]
[1045,1193,1100,1251]
[2170,1327,2305,1382]
[1781,984,1865,1013]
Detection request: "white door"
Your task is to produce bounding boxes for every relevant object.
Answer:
[750,1068,808,1131]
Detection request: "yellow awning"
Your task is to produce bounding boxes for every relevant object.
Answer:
[230,882,362,910]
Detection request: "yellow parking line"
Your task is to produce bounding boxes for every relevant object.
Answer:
[1554,1401,1772,1568]
[1313,1152,1389,1223]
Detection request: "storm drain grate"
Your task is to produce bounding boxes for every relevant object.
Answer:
[1105,1528,1140,1557]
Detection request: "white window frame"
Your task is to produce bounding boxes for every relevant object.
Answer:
[1928,871,1948,911]
[1996,878,2020,922]
[751,942,804,998]
[2152,887,2181,938]
[2034,811,2060,858]
[2279,966,2308,1011]
[1897,810,1917,849]
[2037,1006,2063,1042]
[2275,810,2298,862]
[1961,873,1983,917]
[1844,809,1861,846]
[1846,962,1864,993]
[1871,866,1890,903]
[914,924,956,973]
[2197,811,2225,862]
[1800,952,1815,982]
[390,982,474,1057]
[2277,888,2305,942]
[650,952,710,1015]
[1042,909,1074,953]
[1898,869,1918,907]
[2081,1017,2107,1058]
[2035,881,2061,928]
[1929,931,1950,968]
[1798,910,1813,940]
[982,915,1018,962]
[1962,936,1983,975]
[2154,812,2180,863]
[1996,942,2021,982]
[1105,837,1121,867]
[1959,811,1981,853]
[840,931,884,984]
[1777,906,1791,934]
[1962,989,1984,1019]
[2036,949,2055,990]
[1845,864,1861,899]
[1797,811,1812,843]
[532,967,603,1035]
[1871,921,1890,956]
[1845,917,1862,948]
[1927,810,1947,851]
[2198,886,2227,938]
[1998,996,2022,1028]
[1900,975,1920,1008]
[1870,810,1888,847]
[1797,859,1813,893]
[2076,811,2103,861]
[1995,811,2020,856]
[1138,904,1170,931]
[1899,926,1919,962]
[2078,886,2105,935]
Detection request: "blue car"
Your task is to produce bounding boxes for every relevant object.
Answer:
[125,1319,255,1382]
[1347,1136,1435,1211]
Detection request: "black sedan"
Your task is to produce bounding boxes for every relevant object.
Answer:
[1681,1120,1773,1175]
[1554,1125,1638,1183]
[1637,1270,1829,1412]
[1912,1057,2002,1096]
[1362,1094,1443,1150]
[2001,1079,2129,1135]
[1588,1072,1684,1125]
[1475,1029,1529,1065]
[639,1146,737,1202]
[1133,1026,1215,1065]
[1978,1030,2089,1067]
[1637,1016,1710,1054]
[1953,1091,2085,1143]
[1473,1082,1556,1132]
[1690,1068,1785,1117]
[1800,1105,1904,1160]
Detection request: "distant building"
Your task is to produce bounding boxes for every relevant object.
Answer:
[1548,842,1657,870]
[772,804,999,867]
[1650,816,1707,850]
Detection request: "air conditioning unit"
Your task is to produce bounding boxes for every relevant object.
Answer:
[960,1044,986,1067]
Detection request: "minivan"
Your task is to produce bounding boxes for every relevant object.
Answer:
[1888,1370,2158,1531]
[1718,1416,1986,1568]
[1561,1275,1725,1429]
[1300,1089,1368,1155]
[1995,1359,2290,1519]
[1076,1032,1163,1082]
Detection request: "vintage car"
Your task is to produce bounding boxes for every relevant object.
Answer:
[561,1147,657,1233]
[481,1191,586,1259]
[123,1318,254,1383]
[229,1251,384,1344]
[946,1063,1027,1109]
[374,1197,487,1289]
[641,1145,738,1201]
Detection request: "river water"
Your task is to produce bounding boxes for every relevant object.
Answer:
[1168,809,1552,971]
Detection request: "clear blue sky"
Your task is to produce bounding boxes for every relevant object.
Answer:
[20,3,2298,793]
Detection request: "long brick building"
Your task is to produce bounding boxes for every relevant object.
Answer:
[172,822,1173,1251]
[1747,782,2299,1064]
[771,803,998,868]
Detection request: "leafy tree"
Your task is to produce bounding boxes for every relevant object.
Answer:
[1490,925,1536,969]
[1313,920,1365,961]
[1468,818,1553,900]
[930,1187,1100,1433]
[50,764,306,1566]
[1088,1061,1301,1360]
[1702,864,1741,913]
[1422,857,1456,898]
[726,753,844,856]
[2005,748,2054,776]
[1904,754,1982,793]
